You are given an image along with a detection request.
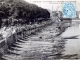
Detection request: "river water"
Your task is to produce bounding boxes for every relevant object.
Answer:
[61,20,80,58]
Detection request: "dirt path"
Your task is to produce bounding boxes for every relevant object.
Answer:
[1,23,66,60]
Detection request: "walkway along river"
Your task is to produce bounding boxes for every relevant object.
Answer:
[1,20,80,60]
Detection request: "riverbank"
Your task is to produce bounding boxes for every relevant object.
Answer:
[0,21,54,59]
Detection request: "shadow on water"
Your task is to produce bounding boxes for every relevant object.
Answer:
[0,58,7,60]
[0,52,7,60]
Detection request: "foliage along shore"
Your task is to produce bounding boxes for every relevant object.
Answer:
[0,0,50,28]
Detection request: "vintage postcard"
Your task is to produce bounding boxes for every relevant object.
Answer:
[0,0,80,60]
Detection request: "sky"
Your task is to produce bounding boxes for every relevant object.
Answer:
[24,0,80,11]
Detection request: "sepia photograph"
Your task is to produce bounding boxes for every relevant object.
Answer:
[0,0,80,60]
